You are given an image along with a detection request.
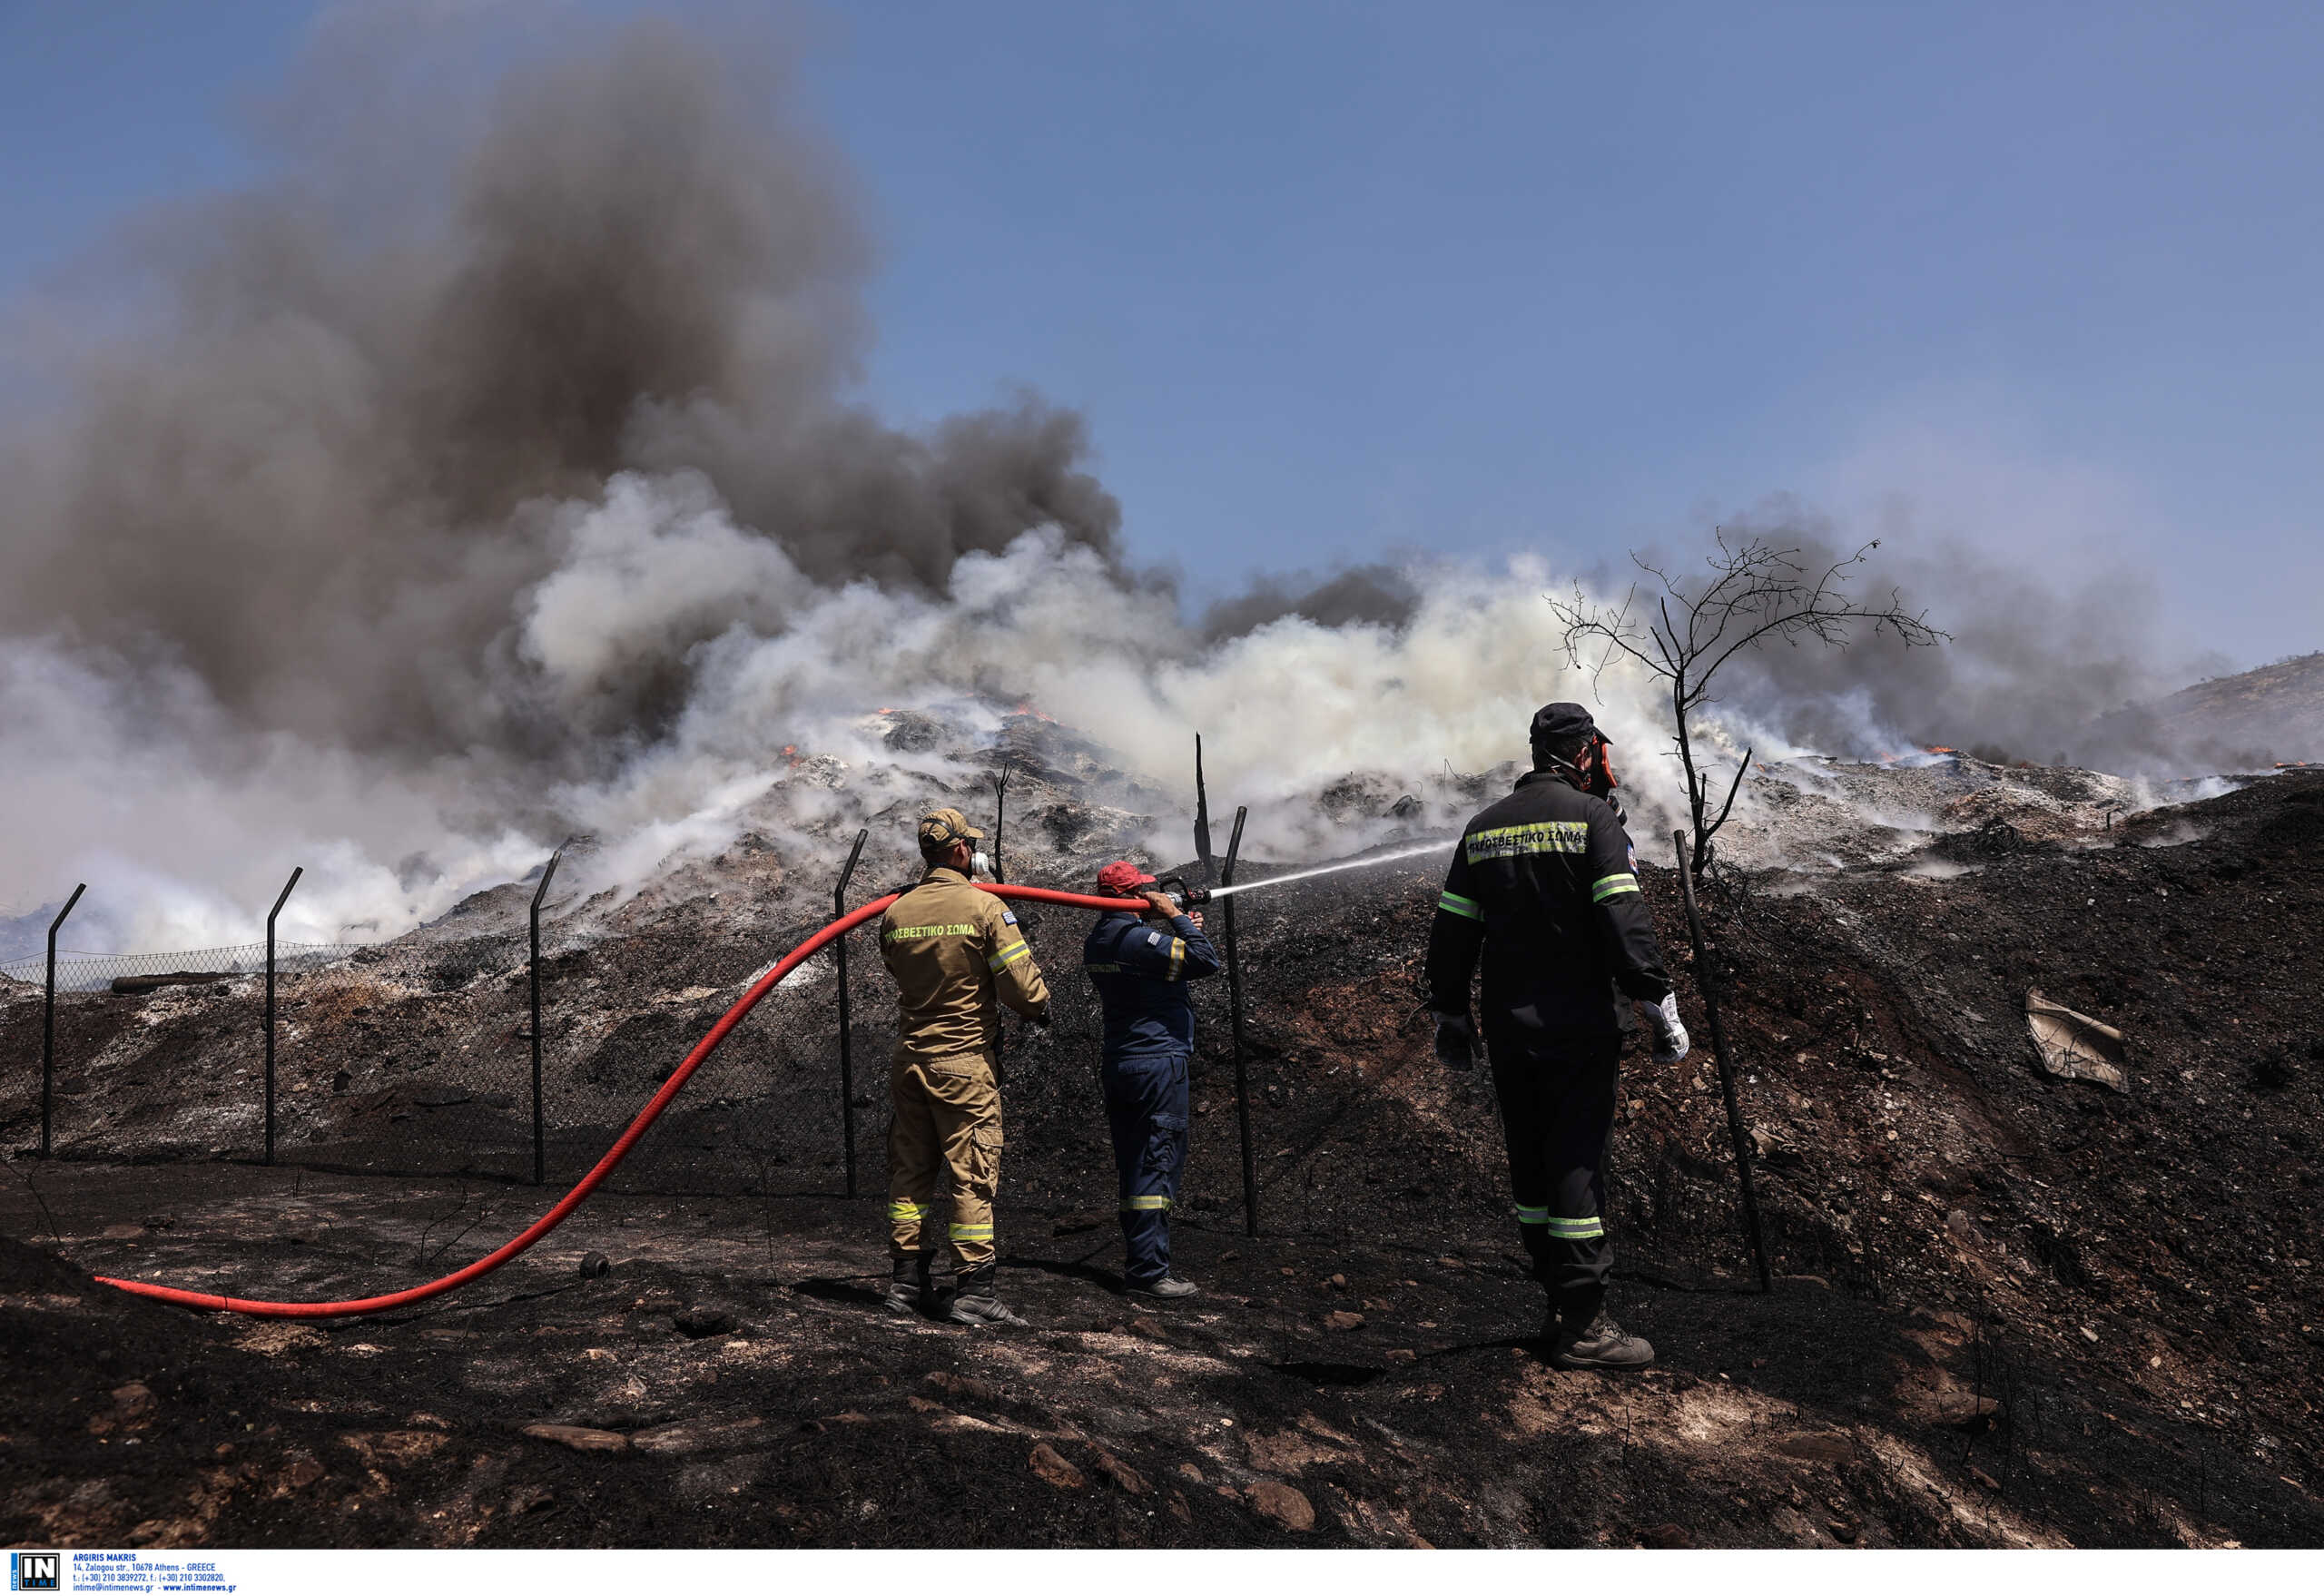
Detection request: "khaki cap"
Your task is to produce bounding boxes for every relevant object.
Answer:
[917,808,986,850]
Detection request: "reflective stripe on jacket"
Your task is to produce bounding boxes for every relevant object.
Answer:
[879,866,1049,1063]
[1423,768,1672,1038]
[1083,911,1221,1059]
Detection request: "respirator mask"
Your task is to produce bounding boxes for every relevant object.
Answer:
[1581,733,1620,803]
[1536,732,1626,823]
[969,850,993,879]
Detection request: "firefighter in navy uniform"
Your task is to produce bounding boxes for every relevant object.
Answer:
[1083,861,1223,1297]
[1424,703,1691,1370]
[878,808,1051,1328]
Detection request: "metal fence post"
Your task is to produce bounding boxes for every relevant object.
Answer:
[1671,832,1771,1292]
[41,883,86,1158]
[833,828,869,1199]
[1195,734,1216,882]
[529,849,563,1187]
[264,867,302,1167]
[1221,807,1257,1237]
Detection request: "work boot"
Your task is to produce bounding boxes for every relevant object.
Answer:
[884,1252,934,1316]
[1128,1274,1198,1300]
[1548,1307,1655,1371]
[946,1263,1028,1328]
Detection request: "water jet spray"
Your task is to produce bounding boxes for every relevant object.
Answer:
[1168,837,1456,907]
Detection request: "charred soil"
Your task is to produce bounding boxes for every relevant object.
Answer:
[4,774,2322,1547]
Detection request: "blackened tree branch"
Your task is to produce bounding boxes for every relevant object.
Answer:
[1547,531,1947,875]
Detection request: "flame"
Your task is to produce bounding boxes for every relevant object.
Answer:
[1925,745,1960,755]
[1008,701,1058,724]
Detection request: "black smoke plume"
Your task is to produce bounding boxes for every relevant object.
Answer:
[1197,563,1420,643]
[0,19,1118,764]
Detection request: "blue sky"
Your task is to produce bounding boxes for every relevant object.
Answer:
[5,1,2319,669]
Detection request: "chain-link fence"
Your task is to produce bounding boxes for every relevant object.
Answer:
[0,943,359,994]
[0,898,907,1199]
[3,874,1779,1281]
[2,942,371,1166]
[273,908,877,1197]
[3,889,1192,1214]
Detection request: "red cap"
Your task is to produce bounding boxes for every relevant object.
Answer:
[1096,861,1158,893]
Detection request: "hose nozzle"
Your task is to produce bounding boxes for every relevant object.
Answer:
[1153,874,1209,909]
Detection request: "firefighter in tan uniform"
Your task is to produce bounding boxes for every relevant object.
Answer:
[879,808,1051,1326]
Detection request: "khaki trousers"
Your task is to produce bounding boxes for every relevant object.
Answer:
[887,1049,1003,1269]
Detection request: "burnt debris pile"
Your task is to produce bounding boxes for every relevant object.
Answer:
[3,738,2321,1547]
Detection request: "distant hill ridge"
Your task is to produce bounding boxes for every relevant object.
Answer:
[2158,650,2324,764]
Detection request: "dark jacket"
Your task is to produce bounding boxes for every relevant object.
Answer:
[1424,768,1673,1040]
[1083,910,1222,1060]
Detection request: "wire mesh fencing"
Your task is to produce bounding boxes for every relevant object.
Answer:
[5,908,1782,1283]
[299,911,870,1197]
[9,871,1566,1245]
[0,943,358,994]
[1,884,1141,1207]
[2,944,368,1165]
[0,902,886,1195]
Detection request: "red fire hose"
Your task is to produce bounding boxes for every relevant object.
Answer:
[94,884,1143,1318]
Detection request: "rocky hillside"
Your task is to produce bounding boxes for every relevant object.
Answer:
[2152,651,2324,767]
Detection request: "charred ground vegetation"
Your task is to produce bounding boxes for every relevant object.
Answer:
[3,744,2320,1549]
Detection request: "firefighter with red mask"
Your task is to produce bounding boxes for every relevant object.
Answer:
[1424,703,1689,1369]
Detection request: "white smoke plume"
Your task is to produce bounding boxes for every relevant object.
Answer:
[0,452,1673,951]
[0,15,2260,954]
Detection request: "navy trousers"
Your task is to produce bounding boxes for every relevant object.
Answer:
[1484,1025,1622,1320]
[1100,1050,1190,1282]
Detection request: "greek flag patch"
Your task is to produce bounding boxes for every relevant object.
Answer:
[1146,930,1162,946]
[1001,911,1017,924]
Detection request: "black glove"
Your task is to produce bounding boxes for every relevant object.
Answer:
[1433,1012,1477,1071]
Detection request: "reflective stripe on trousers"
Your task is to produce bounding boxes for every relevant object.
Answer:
[1102,1049,1190,1284]
[887,1049,1004,1269]
[1487,1025,1621,1317]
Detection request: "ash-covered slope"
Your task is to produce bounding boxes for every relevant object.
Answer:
[5,731,2321,1547]
[2149,652,2324,766]
[1660,771,2324,1532]
[1712,750,2221,873]
[0,705,1493,1185]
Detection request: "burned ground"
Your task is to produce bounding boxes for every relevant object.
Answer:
[4,770,2321,1547]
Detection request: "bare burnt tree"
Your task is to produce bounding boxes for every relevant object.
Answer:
[989,759,1013,884]
[1548,533,1946,876]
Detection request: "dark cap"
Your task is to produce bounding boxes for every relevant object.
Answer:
[1530,702,1604,748]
